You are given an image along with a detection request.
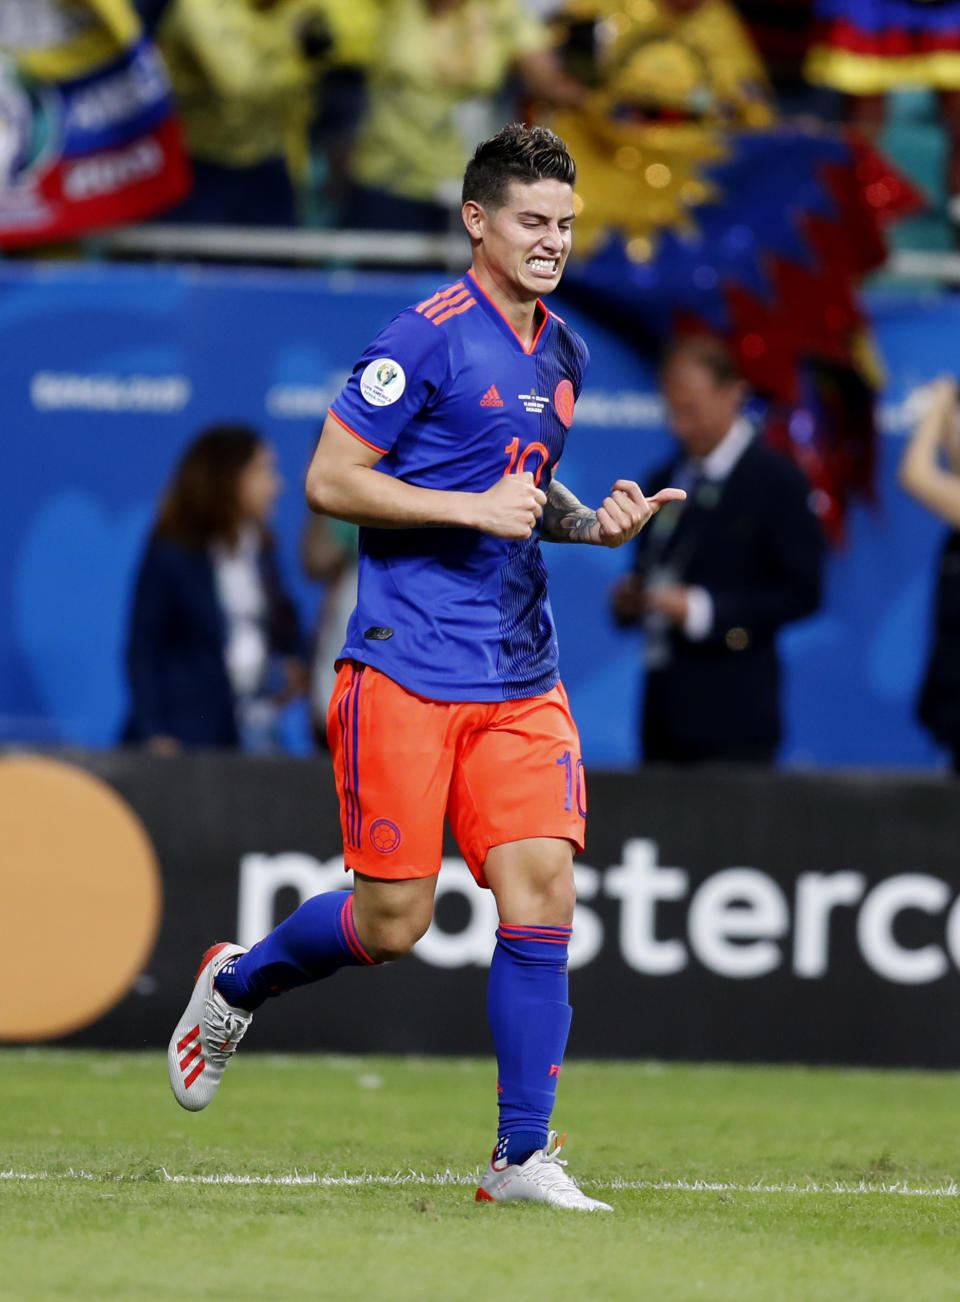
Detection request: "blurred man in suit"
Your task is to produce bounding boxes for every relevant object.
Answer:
[611,335,825,764]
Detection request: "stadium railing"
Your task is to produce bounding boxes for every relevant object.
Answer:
[95,224,960,283]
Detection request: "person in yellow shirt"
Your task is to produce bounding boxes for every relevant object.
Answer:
[344,0,584,232]
[158,0,374,225]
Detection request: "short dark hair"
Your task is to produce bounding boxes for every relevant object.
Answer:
[660,334,743,388]
[462,123,576,210]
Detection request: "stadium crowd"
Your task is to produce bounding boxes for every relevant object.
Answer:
[3,2,960,236]
[133,0,960,239]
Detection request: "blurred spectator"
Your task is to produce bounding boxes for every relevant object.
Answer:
[157,0,374,225]
[551,0,776,129]
[300,512,358,747]
[343,0,585,234]
[123,425,306,752]
[898,377,960,773]
[308,63,368,224]
[611,336,825,765]
[805,1,960,224]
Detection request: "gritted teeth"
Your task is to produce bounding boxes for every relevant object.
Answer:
[528,258,559,271]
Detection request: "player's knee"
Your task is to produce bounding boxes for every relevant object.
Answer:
[352,873,437,961]
[524,848,577,917]
[538,873,577,923]
[359,916,427,968]
[356,911,431,962]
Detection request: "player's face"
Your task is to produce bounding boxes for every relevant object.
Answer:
[477,178,575,300]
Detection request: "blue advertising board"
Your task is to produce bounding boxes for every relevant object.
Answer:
[0,261,952,768]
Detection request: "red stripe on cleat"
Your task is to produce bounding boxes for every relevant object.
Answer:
[475,1188,495,1203]
[177,1025,200,1052]
[179,1043,202,1071]
[183,1059,206,1089]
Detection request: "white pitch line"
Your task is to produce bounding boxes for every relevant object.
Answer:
[1,1169,957,1197]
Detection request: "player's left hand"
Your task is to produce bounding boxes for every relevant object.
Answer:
[594,481,686,548]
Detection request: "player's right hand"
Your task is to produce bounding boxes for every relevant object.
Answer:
[478,471,547,539]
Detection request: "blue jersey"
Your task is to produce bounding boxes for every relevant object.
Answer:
[328,271,590,702]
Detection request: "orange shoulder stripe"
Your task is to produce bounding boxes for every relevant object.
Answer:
[432,297,477,326]
[423,287,471,320]
[416,281,465,314]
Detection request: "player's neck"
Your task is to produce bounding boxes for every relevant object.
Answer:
[469,265,543,349]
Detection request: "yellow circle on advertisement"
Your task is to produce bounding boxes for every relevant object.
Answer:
[0,755,162,1040]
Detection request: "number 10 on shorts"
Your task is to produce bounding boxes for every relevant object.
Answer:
[557,749,587,817]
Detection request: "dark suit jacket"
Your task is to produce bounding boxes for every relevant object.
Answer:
[123,534,300,747]
[630,437,825,761]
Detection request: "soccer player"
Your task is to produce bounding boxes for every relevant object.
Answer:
[168,122,684,1211]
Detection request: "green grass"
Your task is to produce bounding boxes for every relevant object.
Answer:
[2,1050,959,1301]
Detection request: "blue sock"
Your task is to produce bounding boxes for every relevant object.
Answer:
[487,923,573,1168]
[214,890,376,1010]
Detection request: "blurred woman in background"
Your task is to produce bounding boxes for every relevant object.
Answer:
[123,424,305,752]
[899,376,960,772]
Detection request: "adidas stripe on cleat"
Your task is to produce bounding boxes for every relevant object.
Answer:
[167,942,252,1112]
[476,1131,613,1212]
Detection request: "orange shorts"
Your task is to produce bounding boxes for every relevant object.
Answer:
[326,662,586,887]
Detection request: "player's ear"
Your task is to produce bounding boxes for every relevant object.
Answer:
[461,200,485,241]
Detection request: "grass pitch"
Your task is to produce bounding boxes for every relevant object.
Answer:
[2,1049,959,1301]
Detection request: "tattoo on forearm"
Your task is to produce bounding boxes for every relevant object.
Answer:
[541,480,598,543]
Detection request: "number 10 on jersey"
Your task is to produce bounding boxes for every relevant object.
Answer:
[504,437,550,484]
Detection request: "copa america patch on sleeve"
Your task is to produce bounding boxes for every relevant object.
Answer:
[360,358,406,406]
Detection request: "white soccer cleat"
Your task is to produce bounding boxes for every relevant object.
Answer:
[167,942,252,1112]
[475,1131,614,1212]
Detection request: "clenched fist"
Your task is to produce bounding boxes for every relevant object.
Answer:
[476,471,547,539]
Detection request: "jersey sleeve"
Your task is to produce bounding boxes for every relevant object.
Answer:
[329,309,450,455]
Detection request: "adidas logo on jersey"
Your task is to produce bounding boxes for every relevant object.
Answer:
[480,384,504,407]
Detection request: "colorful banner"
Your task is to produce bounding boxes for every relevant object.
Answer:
[555,114,922,539]
[547,1,924,537]
[0,23,189,245]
